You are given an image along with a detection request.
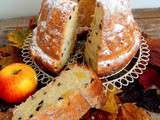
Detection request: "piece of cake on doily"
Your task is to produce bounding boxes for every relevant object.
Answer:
[84,0,141,76]
[30,0,141,77]
[30,0,78,74]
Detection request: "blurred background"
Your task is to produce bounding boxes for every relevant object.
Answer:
[0,0,160,19]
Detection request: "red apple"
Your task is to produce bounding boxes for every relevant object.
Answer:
[0,63,38,103]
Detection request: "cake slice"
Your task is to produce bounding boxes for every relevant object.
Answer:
[13,65,106,120]
[30,0,78,74]
[84,0,141,76]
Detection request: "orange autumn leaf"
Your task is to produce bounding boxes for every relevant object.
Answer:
[5,28,31,48]
[117,103,153,120]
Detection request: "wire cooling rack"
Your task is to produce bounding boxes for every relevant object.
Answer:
[22,32,150,91]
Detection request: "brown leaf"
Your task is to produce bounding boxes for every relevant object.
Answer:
[28,16,38,30]
[81,109,117,120]
[0,111,12,120]
[0,45,23,70]
[117,103,153,120]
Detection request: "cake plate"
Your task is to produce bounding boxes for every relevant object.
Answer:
[22,34,150,92]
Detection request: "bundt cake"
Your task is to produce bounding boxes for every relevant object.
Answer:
[31,0,141,76]
[30,0,78,74]
[13,65,106,120]
[84,0,141,76]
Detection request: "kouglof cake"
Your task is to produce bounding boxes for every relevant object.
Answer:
[31,0,141,76]
[30,0,78,74]
[84,0,141,76]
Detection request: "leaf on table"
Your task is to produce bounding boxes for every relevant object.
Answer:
[139,66,159,90]
[102,88,122,114]
[146,38,160,67]
[0,45,22,70]
[5,28,31,48]
[81,108,117,120]
[117,103,153,120]
[0,111,13,120]
[28,16,38,30]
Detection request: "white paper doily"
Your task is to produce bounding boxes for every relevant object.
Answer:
[102,36,150,92]
[22,34,150,91]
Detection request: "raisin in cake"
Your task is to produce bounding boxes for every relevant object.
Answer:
[30,0,78,74]
[13,65,106,120]
[84,0,141,76]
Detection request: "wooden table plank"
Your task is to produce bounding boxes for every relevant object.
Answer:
[0,8,160,39]
[133,8,160,39]
[133,8,160,19]
[135,18,160,39]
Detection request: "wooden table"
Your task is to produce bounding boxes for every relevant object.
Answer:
[0,8,160,38]
[133,8,160,39]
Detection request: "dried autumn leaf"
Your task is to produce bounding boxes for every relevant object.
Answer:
[146,38,160,67]
[81,109,117,120]
[0,45,22,70]
[117,103,153,120]
[5,28,31,48]
[29,16,38,30]
[139,66,159,90]
[0,111,13,120]
[102,88,122,114]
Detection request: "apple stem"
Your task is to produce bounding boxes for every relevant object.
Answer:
[12,69,22,75]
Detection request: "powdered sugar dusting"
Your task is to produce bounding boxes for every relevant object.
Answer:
[40,21,46,32]
[97,0,131,14]
[113,24,124,33]
[31,28,56,65]
[99,31,141,67]
[46,0,77,13]
[127,15,134,24]
[102,49,112,55]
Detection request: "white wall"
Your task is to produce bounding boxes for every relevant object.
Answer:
[0,0,41,19]
[0,0,160,19]
[131,0,160,8]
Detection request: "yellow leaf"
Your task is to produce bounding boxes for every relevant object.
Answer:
[5,28,31,48]
[102,87,122,114]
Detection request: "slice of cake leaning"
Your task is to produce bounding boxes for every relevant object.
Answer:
[30,0,78,74]
[13,65,106,120]
[84,0,141,76]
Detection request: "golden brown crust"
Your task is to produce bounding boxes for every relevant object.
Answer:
[37,0,74,61]
[30,0,78,74]
[67,64,107,108]
[84,2,142,76]
[80,74,106,108]
[96,9,142,76]
[31,50,60,74]
[97,31,141,76]
[78,0,96,29]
